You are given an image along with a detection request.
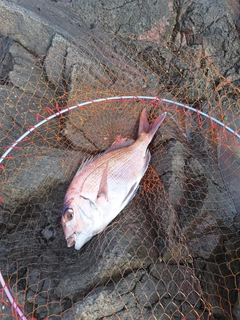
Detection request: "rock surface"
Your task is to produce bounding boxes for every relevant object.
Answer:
[0,0,239,320]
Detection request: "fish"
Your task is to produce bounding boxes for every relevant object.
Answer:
[62,108,167,250]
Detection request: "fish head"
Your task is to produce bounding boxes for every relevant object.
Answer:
[61,195,100,250]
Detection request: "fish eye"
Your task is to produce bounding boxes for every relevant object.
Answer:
[63,207,74,221]
[66,211,73,221]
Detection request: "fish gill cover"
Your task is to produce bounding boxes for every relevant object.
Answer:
[0,0,240,319]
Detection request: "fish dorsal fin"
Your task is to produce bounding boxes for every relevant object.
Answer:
[96,162,109,206]
[76,138,135,175]
[104,137,135,154]
[75,153,104,175]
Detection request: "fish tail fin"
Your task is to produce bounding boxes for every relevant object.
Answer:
[138,108,167,139]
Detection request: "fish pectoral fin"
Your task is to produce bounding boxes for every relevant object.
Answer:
[96,193,108,207]
[96,162,109,204]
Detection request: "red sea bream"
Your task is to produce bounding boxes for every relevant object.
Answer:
[62,108,167,250]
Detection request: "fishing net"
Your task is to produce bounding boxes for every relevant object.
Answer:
[0,31,240,320]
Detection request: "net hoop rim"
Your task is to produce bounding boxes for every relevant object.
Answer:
[0,95,239,165]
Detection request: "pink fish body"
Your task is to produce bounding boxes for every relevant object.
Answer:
[62,108,167,250]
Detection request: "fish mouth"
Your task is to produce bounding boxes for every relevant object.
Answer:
[65,232,76,247]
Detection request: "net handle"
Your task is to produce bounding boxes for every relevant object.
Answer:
[0,271,27,320]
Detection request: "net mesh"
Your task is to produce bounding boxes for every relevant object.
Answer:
[0,31,240,320]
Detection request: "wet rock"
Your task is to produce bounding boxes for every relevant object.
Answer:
[135,273,160,307]
[233,213,240,233]
[64,101,142,152]
[63,30,159,98]
[218,118,240,212]
[0,293,17,320]
[180,104,239,226]
[185,169,235,258]
[232,283,240,320]
[0,203,73,318]
[148,262,205,319]
[9,42,55,100]
[1,166,166,319]
[0,145,85,236]
[0,36,13,84]
[54,163,190,312]
[55,181,161,299]
[63,35,159,150]
[72,0,176,43]
[44,33,68,87]
[0,1,239,319]
[0,84,60,156]
[61,261,205,319]
[184,212,221,259]
[0,0,89,57]
[107,307,145,320]
[136,40,217,104]
[177,0,240,79]
[62,270,145,320]
[141,164,188,264]
[224,233,240,275]
[151,116,237,261]
[168,46,218,104]
[41,225,55,242]
[151,137,190,212]
[196,260,238,320]
[0,146,84,206]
